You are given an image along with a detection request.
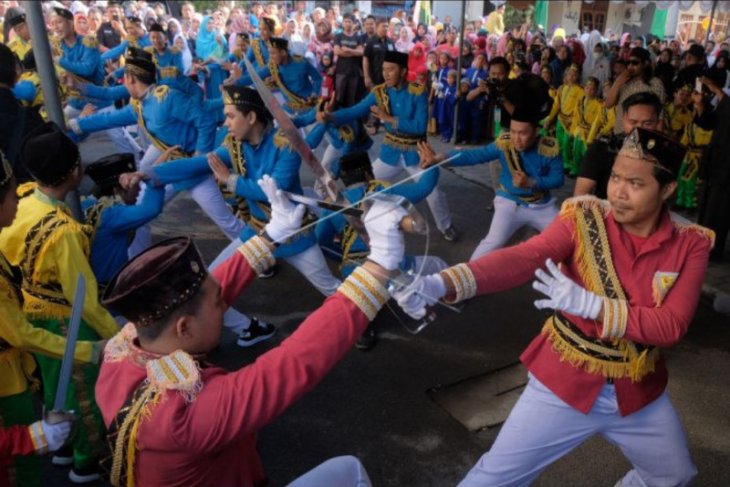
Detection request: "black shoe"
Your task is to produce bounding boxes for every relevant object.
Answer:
[236,318,277,347]
[52,446,73,466]
[258,265,277,279]
[442,226,459,242]
[69,464,101,484]
[356,325,377,351]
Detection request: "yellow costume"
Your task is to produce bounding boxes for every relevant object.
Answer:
[546,83,584,174]
[0,188,115,472]
[677,118,713,208]
[663,103,692,141]
[8,36,31,60]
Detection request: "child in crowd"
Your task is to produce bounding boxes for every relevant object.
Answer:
[677,89,714,209]
[663,83,693,141]
[319,50,335,99]
[438,69,458,142]
[570,76,602,176]
[545,63,584,175]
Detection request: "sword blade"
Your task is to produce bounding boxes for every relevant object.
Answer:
[53,273,86,412]
[285,192,364,218]
[240,56,340,201]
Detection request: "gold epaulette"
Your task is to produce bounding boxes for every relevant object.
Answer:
[17,182,37,199]
[169,46,180,55]
[371,82,386,96]
[273,130,291,149]
[558,195,610,219]
[408,83,426,96]
[538,136,560,158]
[153,85,170,102]
[338,125,355,143]
[671,219,716,248]
[146,350,202,400]
[83,196,118,231]
[495,132,511,151]
[82,35,99,49]
[143,46,154,54]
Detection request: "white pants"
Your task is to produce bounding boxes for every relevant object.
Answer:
[470,196,558,260]
[458,374,697,487]
[128,145,245,257]
[287,455,371,487]
[372,157,452,232]
[209,237,341,333]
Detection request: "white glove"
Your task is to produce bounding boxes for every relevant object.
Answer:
[394,273,447,320]
[532,259,602,319]
[39,419,73,452]
[363,198,408,271]
[259,175,306,243]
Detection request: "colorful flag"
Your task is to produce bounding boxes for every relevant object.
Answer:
[414,0,431,26]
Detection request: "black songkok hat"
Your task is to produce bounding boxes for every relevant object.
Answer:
[21,122,80,186]
[270,37,288,51]
[8,12,26,28]
[223,85,266,110]
[620,128,686,180]
[125,51,156,80]
[148,22,164,33]
[86,153,136,196]
[0,151,13,188]
[126,15,143,24]
[383,50,409,68]
[54,7,74,21]
[338,152,373,185]
[125,46,153,61]
[508,74,554,125]
[238,33,250,41]
[102,237,208,326]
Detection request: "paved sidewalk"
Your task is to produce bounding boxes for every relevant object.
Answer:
[428,137,730,302]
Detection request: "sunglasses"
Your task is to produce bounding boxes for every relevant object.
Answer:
[628,59,641,65]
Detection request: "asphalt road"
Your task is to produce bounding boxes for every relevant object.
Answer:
[43,134,730,486]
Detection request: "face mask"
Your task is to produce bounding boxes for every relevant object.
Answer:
[593,51,603,59]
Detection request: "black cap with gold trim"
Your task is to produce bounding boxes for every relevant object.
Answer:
[53,7,74,21]
[270,37,288,51]
[149,23,164,33]
[620,128,686,179]
[102,237,208,326]
[384,50,409,68]
[8,12,26,28]
[124,49,156,80]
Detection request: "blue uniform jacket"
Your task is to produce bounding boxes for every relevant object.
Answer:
[236,57,322,111]
[146,128,316,258]
[316,167,439,277]
[82,185,165,284]
[75,84,216,155]
[101,35,151,62]
[293,109,373,157]
[331,83,428,166]
[449,135,564,206]
[245,39,269,70]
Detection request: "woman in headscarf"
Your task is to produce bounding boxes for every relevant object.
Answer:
[283,19,300,41]
[309,20,333,65]
[195,15,228,100]
[654,48,676,95]
[414,23,428,43]
[549,44,572,88]
[174,33,193,74]
[708,51,730,90]
[226,14,245,52]
[167,18,182,45]
[300,22,315,45]
[396,25,414,53]
[459,40,474,73]
[581,30,609,85]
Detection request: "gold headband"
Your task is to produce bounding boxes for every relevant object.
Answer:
[619,130,672,174]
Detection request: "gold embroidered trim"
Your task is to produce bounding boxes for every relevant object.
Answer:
[337,267,388,320]
[237,236,275,276]
[268,61,316,111]
[442,264,477,303]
